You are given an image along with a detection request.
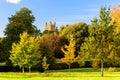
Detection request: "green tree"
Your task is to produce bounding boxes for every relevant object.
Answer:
[2,7,39,64]
[5,8,37,36]
[59,22,88,55]
[78,7,113,77]
[61,36,76,72]
[10,32,40,73]
[42,56,49,73]
[0,37,5,62]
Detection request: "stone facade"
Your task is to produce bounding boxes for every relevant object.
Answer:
[45,22,56,31]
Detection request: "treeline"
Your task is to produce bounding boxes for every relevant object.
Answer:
[0,5,120,75]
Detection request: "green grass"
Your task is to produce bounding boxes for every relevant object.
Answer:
[0,68,120,80]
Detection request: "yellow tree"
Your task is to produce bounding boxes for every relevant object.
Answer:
[42,56,49,73]
[10,32,40,72]
[110,4,120,34]
[61,36,76,72]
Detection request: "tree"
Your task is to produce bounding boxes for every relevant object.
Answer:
[107,24,120,67]
[42,56,49,73]
[5,8,38,36]
[110,4,120,34]
[38,36,56,69]
[78,7,113,77]
[42,33,64,58]
[0,37,5,62]
[2,7,39,64]
[108,4,120,67]
[61,36,76,72]
[59,22,88,55]
[10,32,40,72]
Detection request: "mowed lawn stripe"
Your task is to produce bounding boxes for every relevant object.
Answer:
[0,68,120,80]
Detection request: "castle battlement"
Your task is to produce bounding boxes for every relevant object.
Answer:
[45,22,56,31]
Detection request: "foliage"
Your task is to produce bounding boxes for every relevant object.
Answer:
[42,33,64,58]
[0,38,6,62]
[59,22,88,55]
[38,35,56,69]
[61,36,76,72]
[10,32,40,72]
[107,30,120,67]
[5,8,38,36]
[78,7,113,77]
[42,30,57,35]
[110,4,120,34]
[2,7,39,64]
[42,56,49,72]
[108,4,120,67]
[108,67,118,72]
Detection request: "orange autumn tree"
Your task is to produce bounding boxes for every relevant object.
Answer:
[109,4,120,66]
[61,36,76,72]
[110,4,120,34]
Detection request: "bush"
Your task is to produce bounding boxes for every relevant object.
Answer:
[50,63,68,70]
[108,67,118,72]
[0,66,20,72]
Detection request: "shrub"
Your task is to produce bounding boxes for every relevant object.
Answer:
[108,67,118,72]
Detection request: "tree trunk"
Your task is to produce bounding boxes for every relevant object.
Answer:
[101,62,104,77]
[22,67,24,73]
[29,67,31,72]
[68,64,71,72]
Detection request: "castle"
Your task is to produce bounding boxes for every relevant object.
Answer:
[45,22,56,31]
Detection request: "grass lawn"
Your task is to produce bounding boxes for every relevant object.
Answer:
[0,68,120,80]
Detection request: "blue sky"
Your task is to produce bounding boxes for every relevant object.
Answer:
[0,0,120,37]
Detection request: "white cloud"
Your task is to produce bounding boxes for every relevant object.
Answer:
[6,0,21,4]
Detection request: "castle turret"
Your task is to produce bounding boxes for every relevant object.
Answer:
[45,22,56,31]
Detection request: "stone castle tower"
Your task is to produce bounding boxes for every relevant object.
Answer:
[45,22,56,31]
